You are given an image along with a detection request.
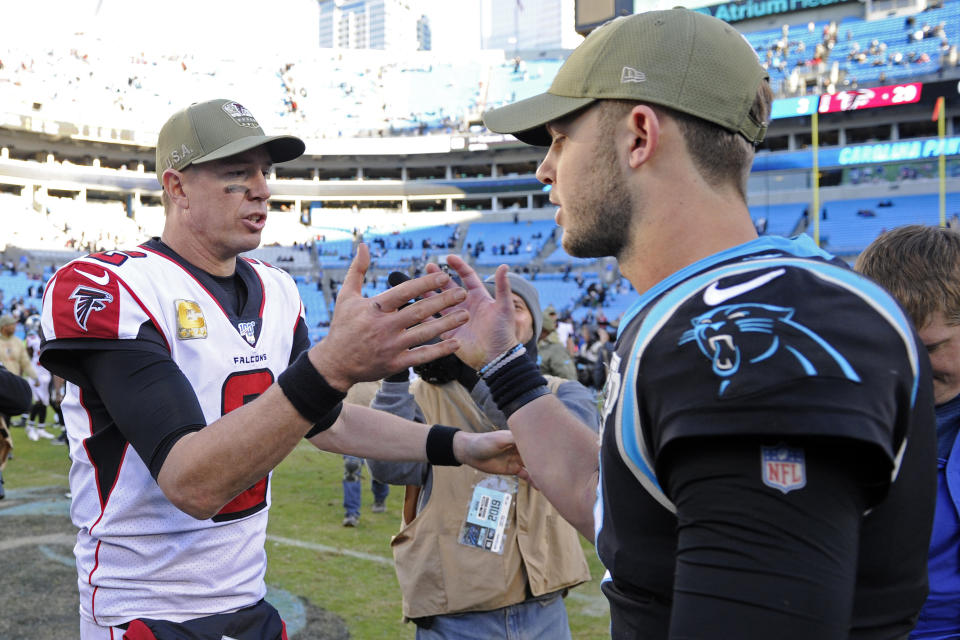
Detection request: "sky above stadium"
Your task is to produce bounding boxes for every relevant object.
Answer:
[2,0,719,54]
[0,0,485,53]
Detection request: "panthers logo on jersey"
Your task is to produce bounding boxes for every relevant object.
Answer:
[678,303,861,396]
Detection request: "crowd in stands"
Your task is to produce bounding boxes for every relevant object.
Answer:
[0,31,560,139]
[750,1,960,94]
[2,4,958,142]
[2,3,960,144]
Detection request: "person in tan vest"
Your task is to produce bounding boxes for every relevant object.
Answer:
[368,272,599,639]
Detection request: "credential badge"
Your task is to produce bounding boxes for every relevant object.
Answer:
[761,444,806,494]
[176,299,207,340]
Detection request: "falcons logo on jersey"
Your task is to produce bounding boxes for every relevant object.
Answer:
[69,285,114,331]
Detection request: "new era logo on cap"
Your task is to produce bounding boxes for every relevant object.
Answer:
[621,67,646,84]
[481,8,770,147]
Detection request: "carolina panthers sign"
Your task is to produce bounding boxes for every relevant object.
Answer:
[678,302,861,396]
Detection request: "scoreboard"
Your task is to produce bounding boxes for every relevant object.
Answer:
[770,83,923,120]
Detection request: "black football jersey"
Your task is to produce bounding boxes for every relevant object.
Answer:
[596,235,936,638]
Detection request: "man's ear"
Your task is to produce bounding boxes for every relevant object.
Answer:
[625,105,660,170]
[162,169,189,209]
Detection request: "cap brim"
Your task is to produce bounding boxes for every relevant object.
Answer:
[193,134,306,166]
[483,93,595,146]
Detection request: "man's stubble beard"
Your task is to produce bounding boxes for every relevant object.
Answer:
[561,135,635,260]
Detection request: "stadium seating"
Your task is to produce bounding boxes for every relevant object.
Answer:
[748,3,960,93]
[748,203,806,237]
[818,192,960,254]
[7,0,960,349]
[463,219,555,266]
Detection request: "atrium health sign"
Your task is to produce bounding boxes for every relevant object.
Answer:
[694,0,857,23]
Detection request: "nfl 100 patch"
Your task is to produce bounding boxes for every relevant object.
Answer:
[761,444,806,493]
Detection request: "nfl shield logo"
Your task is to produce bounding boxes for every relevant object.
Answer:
[761,444,806,494]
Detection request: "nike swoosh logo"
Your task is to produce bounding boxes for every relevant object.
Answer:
[74,267,110,286]
[703,268,785,306]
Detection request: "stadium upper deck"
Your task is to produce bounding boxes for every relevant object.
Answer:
[3,0,960,263]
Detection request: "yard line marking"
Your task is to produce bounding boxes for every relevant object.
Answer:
[0,532,75,552]
[567,590,609,617]
[266,534,394,566]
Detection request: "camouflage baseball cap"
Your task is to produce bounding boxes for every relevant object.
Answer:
[156,99,305,174]
[483,8,768,146]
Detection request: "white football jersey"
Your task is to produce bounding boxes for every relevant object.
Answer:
[25,332,51,403]
[40,245,305,627]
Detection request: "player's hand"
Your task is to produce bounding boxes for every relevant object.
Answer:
[311,244,470,390]
[426,256,518,370]
[452,429,524,475]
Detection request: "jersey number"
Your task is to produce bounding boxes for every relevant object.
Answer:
[88,250,147,266]
[212,369,275,523]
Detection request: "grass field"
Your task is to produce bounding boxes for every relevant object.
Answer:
[5,421,612,639]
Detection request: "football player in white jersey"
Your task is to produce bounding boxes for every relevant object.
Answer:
[23,317,55,441]
[39,99,521,640]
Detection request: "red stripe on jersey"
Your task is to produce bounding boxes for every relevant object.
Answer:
[89,544,102,624]
[51,263,122,339]
[79,388,131,521]
[115,277,170,353]
[77,388,106,514]
[217,476,268,517]
[293,303,304,337]
[251,265,266,318]
[89,541,101,585]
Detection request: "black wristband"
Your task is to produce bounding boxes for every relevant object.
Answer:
[278,351,348,428]
[426,424,462,466]
[486,353,549,416]
[304,402,343,439]
[500,386,551,419]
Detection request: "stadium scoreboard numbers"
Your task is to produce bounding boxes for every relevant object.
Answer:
[770,82,923,120]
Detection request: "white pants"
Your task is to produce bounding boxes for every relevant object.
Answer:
[30,367,51,406]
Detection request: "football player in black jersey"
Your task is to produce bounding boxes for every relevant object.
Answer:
[440,9,938,640]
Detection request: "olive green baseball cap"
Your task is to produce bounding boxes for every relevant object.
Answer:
[483,8,769,146]
[156,99,305,174]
